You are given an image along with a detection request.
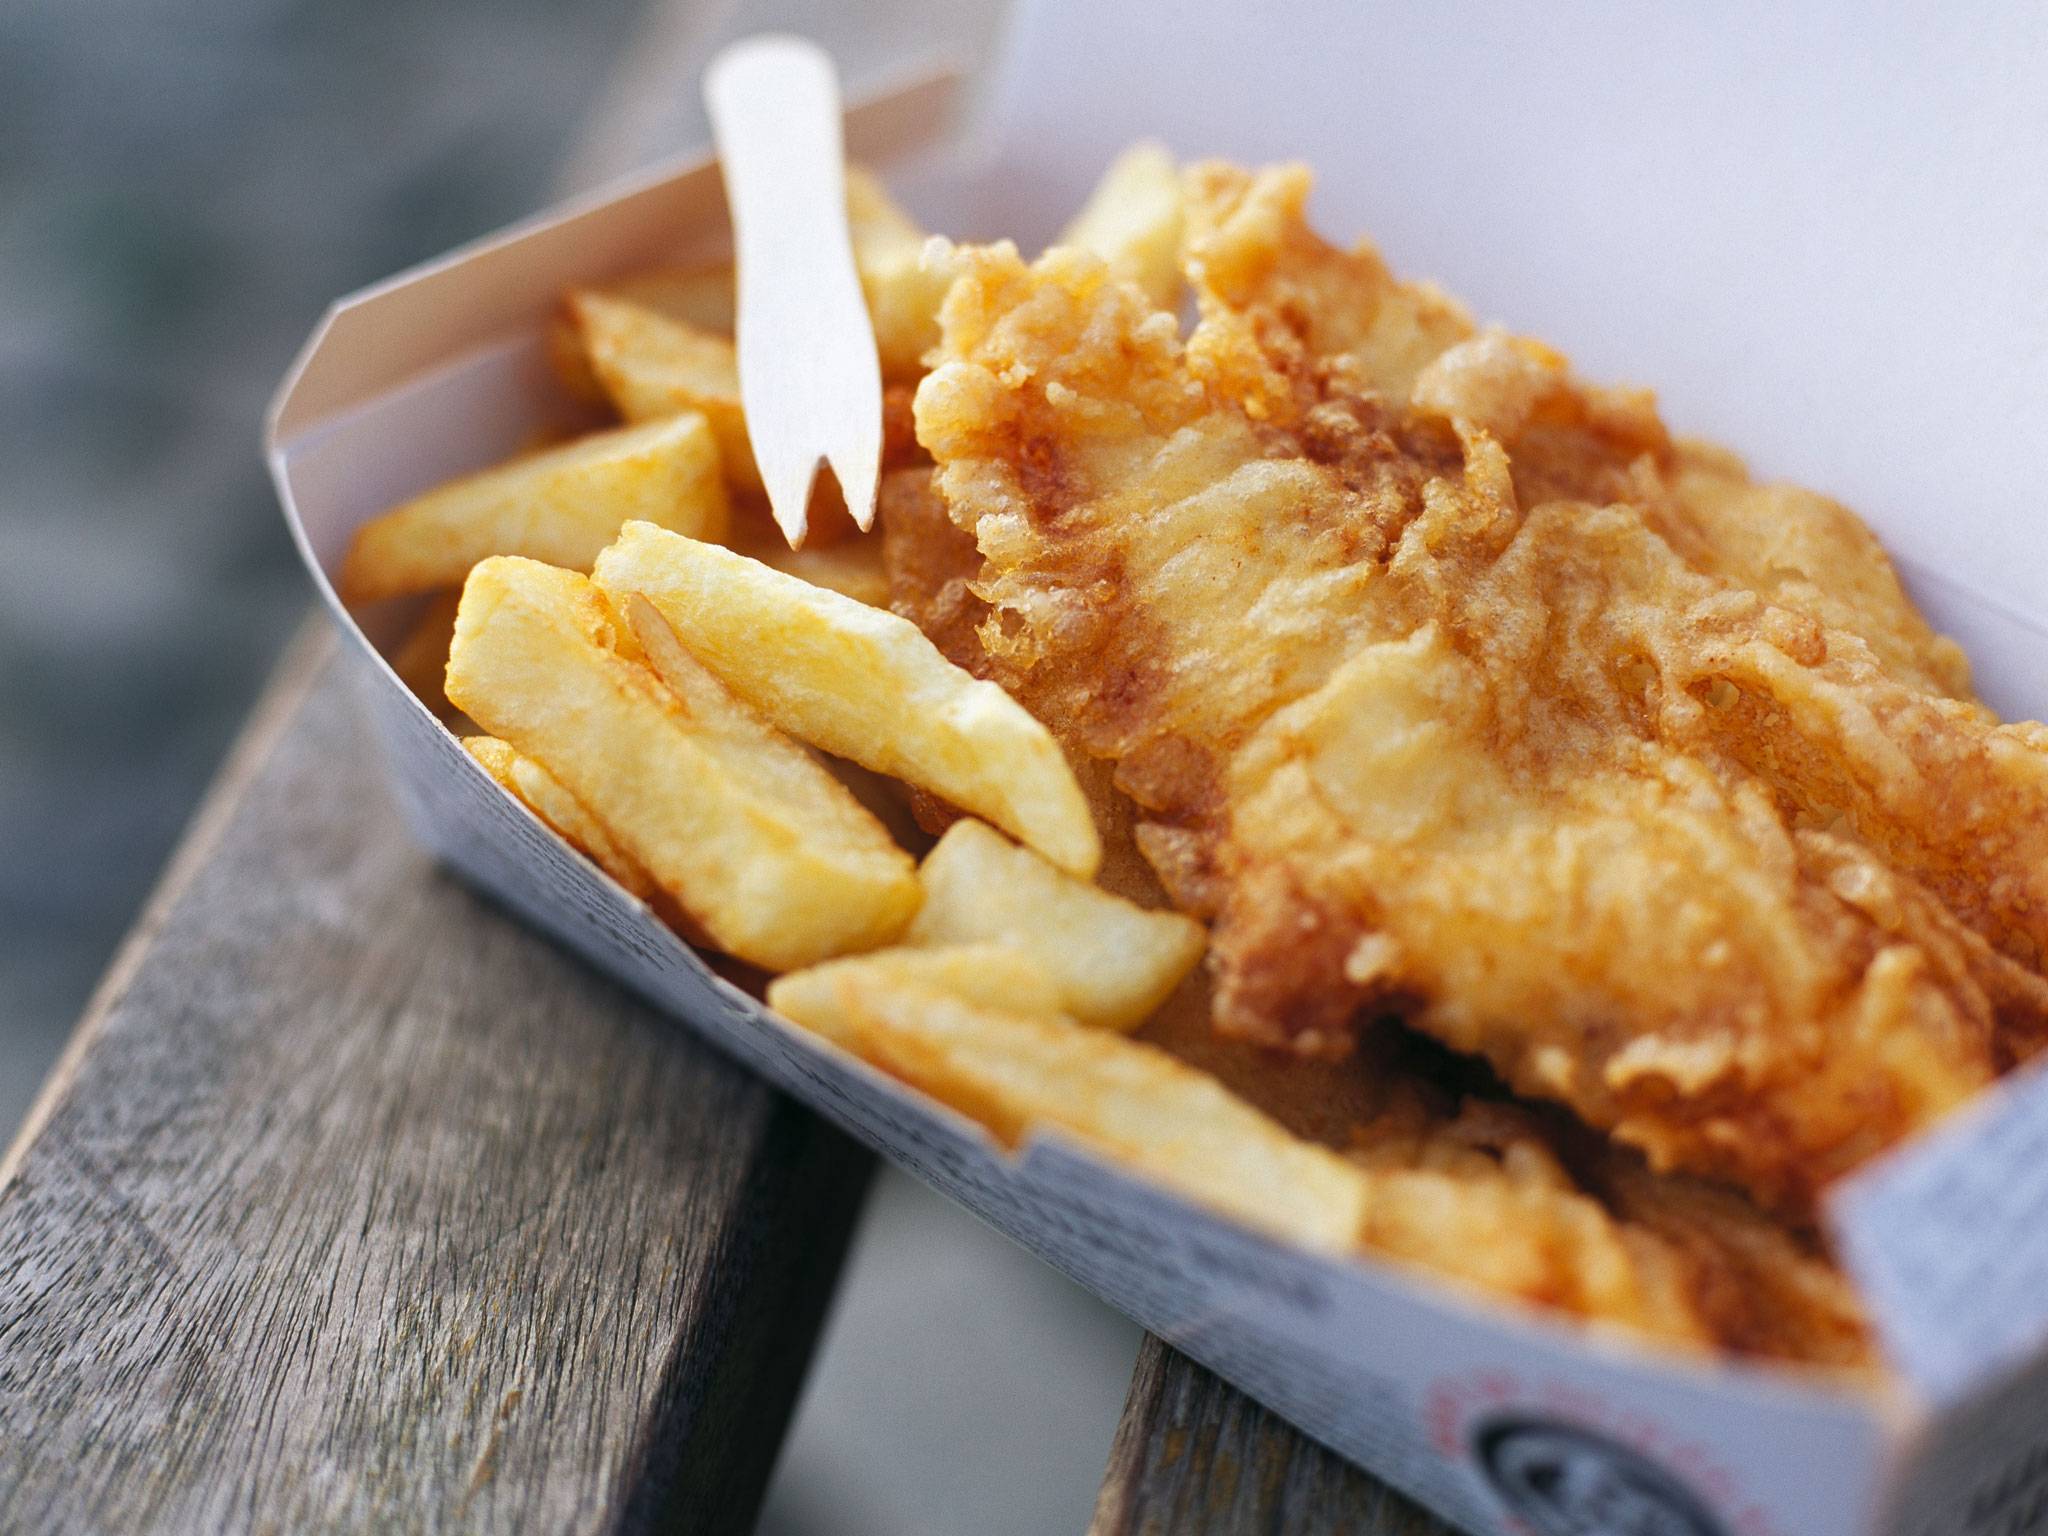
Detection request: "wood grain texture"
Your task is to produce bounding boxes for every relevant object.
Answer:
[1092,1336,1460,1536]
[0,625,872,1535]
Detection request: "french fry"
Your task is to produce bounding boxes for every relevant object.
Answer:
[388,590,463,714]
[567,183,944,477]
[340,416,728,603]
[766,951,1370,1251]
[568,292,762,498]
[548,262,736,407]
[601,261,737,334]
[845,166,953,381]
[730,513,890,606]
[560,171,942,409]
[768,943,1066,1019]
[618,589,923,857]
[1055,142,1184,312]
[463,735,655,899]
[907,820,1204,1031]
[592,521,1101,876]
[445,557,919,968]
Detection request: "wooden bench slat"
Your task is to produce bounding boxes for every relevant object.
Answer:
[1092,1336,1459,1535]
[0,625,872,1534]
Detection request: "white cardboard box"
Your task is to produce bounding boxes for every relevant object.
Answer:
[268,46,2048,1536]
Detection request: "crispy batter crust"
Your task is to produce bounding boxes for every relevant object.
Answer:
[1134,984,1872,1367]
[913,162,2048,1216]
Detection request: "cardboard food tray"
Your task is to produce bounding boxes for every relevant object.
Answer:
[267,72,2048,1536]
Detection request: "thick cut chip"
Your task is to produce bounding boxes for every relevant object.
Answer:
[765,952,1369,1250]
[598,261,738,335]
[569,292,762,498]
[445,557,918,968]
[845,166,952,381]
[593,521,1100,876]
[769,942,1065,1020]
[559,175,945,395]
[907,820,1203,1031]
[340,416,728,603]
[1055,141,1184,312]
[619,590,928,852]
[463,735,654,899]
[731,513,889,606]
[567,175,943,478]
[549,261,737,405]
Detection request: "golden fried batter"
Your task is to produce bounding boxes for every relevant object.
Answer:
[1350,1091,1871,1367]
[1137,983,1870,1366]
[913,161,2048,1214]
[880,464,986,673]
[879,463,1170,907]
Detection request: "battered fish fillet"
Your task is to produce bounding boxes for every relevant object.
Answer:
[912,161,2048,1214]
[880,463,1171,907]
[1137,984,1872,1367]
[1347,1088,1873,1368]
[888,418,1872,1365]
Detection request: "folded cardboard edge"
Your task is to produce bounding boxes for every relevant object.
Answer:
[1828,1051,2048,1402]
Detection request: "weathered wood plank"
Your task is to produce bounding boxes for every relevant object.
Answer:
[0,624,872,1534]
[1091,1335,1459,1536]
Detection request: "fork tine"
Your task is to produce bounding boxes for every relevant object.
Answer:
[827,436,880,534]
[706,36,883,548]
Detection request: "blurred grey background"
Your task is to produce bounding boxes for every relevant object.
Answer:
[0,0,1139,1530]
